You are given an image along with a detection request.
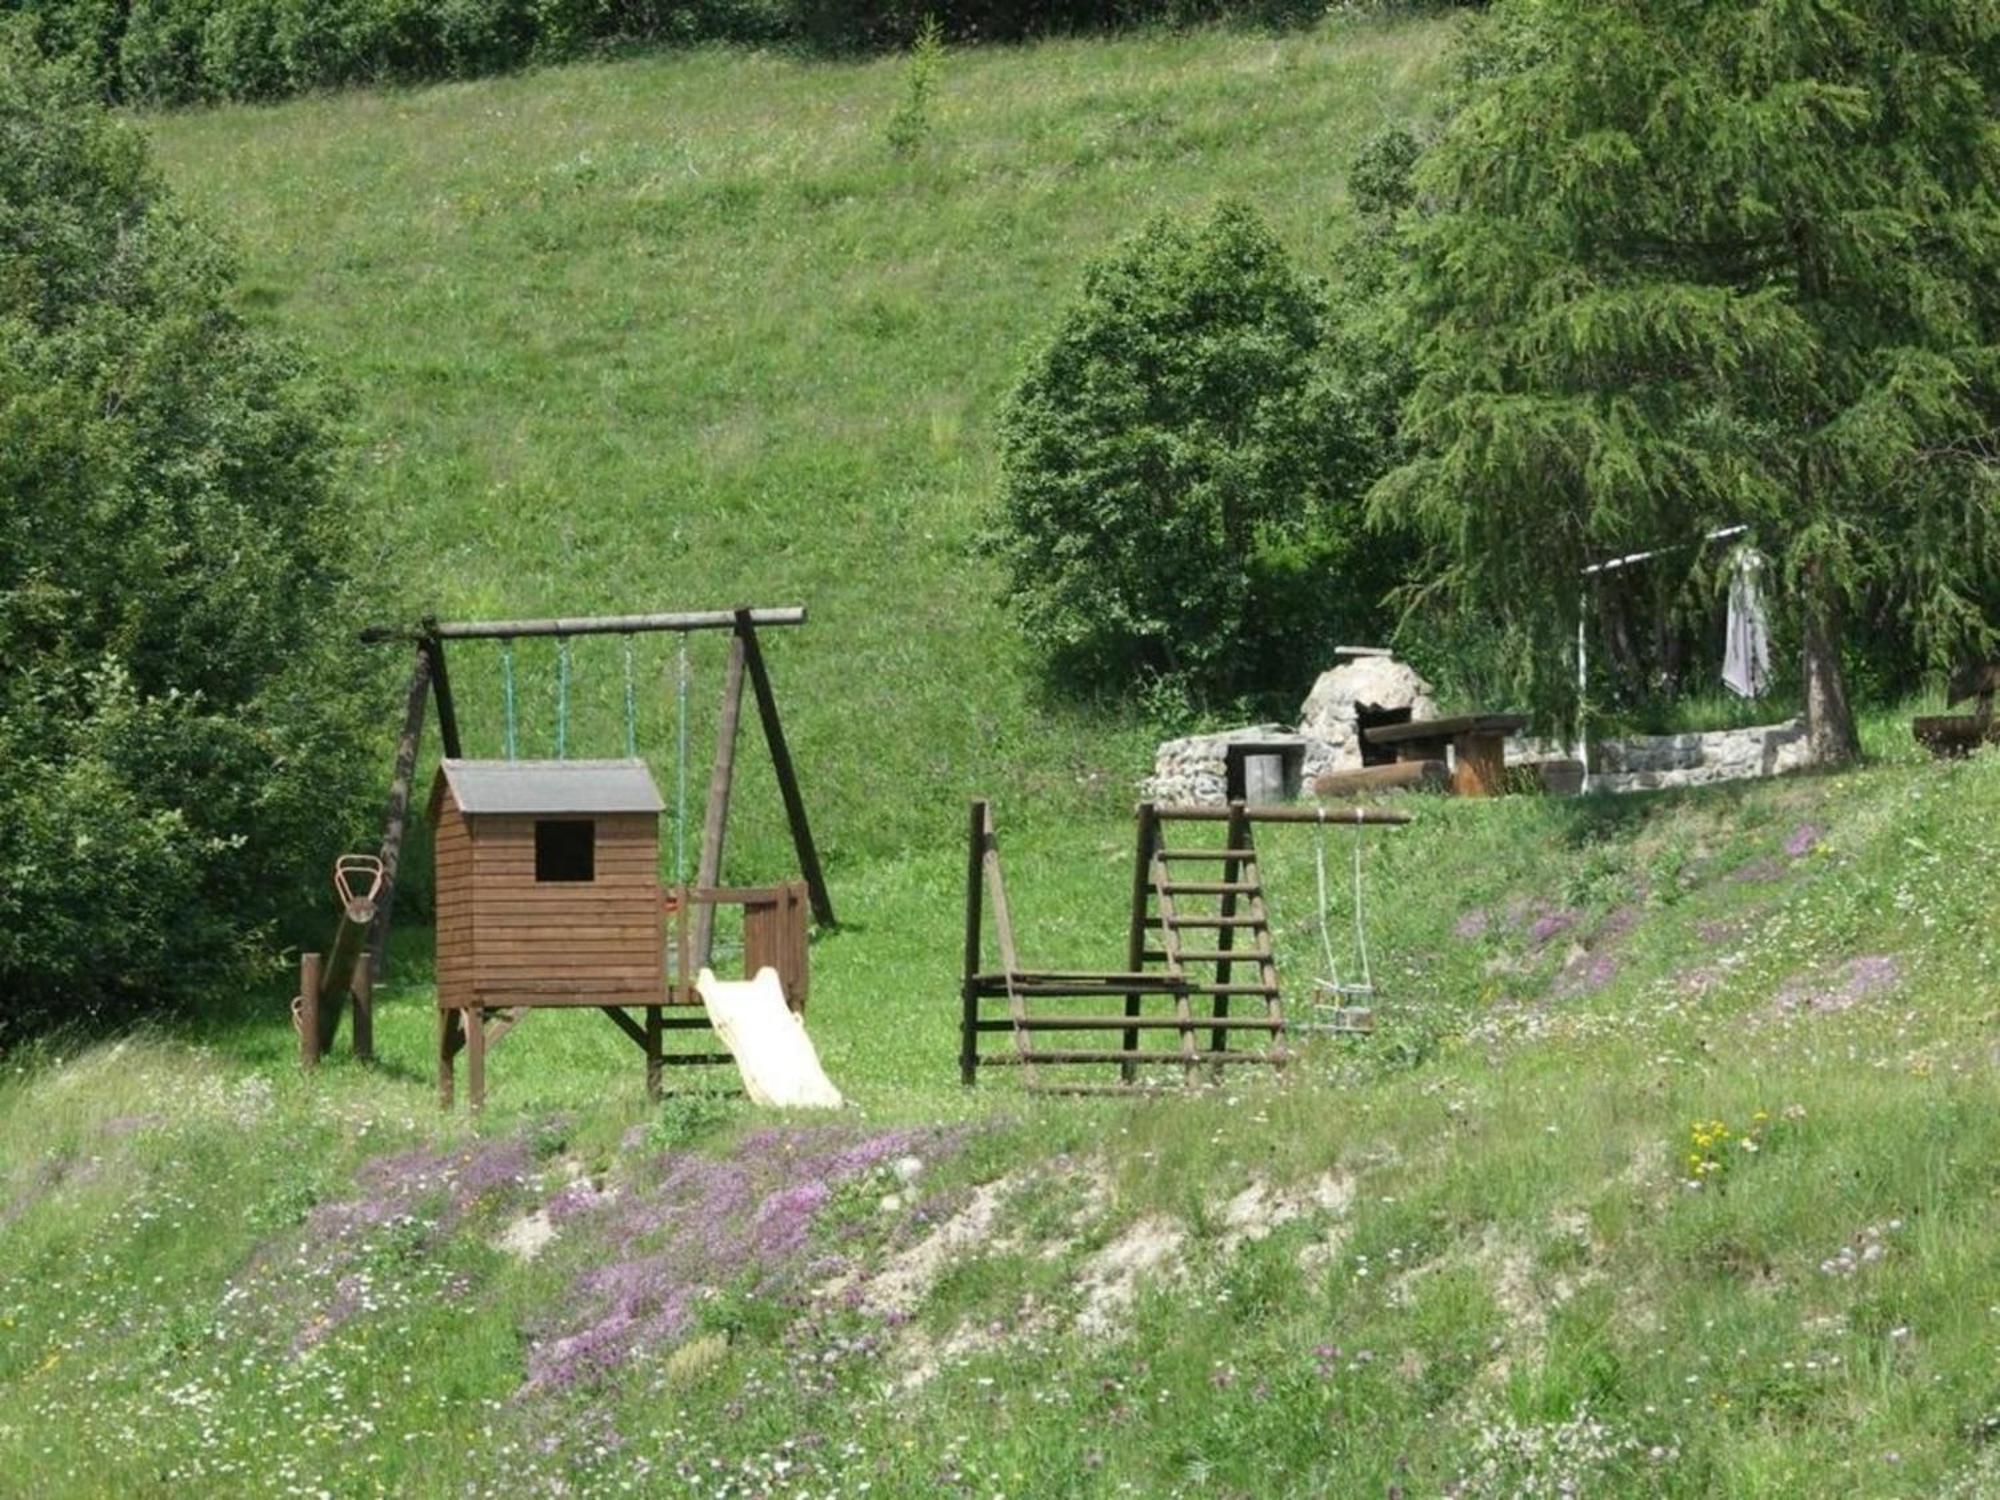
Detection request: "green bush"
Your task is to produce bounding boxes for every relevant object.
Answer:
[0,35,381,1041]
[991,201,1397,709]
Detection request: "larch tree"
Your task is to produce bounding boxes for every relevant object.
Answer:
[1372,0,2000,762]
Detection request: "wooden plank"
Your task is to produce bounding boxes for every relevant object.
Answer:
[455,989,665,1009]
[1365,713,1526,744]
[692,631,747,969]
[975,1016,1285,1032]
[437,1008,460,1109]
[367,641,434,980]
[1151,803,1412,826]
[982,1050,1289,1067]
[737,613,835,929]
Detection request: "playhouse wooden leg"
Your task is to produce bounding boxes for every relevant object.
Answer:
[467,1007,487,1112]
[351,954,374,1063]
[437,1008,460,1109]
[645,1006,663,1101]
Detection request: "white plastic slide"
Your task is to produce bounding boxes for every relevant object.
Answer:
[695,966,844,1109]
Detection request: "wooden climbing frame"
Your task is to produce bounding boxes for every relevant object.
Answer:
[959,799,1408,1093]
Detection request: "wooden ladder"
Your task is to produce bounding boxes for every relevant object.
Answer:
[1125,802,1290,1084]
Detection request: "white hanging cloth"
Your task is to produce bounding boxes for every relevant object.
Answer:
[1722,546,1771,699]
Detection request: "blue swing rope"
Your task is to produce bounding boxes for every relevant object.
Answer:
[500,638,518,760]
[555,636,571,760]
[622,634,638,758]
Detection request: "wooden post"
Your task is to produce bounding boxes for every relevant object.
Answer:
[437,1008,461,1109]
[351,953,374,1063]
[646,1005,663,1100]
[692,631,747,969]
[299,952,323,1070]
[466,1008,486,1112]
[1122,802,1158,1081]
[736,611,836,929]
[315,891,375,1055]
[425,627,463,759]
[1452,733,1507,797]
[961,800,988,1086]
[368,641,434,981]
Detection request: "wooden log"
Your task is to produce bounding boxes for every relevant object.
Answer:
[1312,760,1450,797]
[691,631,747,970]
[361,607,808,643]
[736,612,835,929]
[367,641,433,981]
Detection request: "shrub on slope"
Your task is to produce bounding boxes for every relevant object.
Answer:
[0,35,378,1039]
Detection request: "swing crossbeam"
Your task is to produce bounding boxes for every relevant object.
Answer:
[361,606,806,643]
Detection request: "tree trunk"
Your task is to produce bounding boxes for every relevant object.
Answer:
[1801,569,1859,765]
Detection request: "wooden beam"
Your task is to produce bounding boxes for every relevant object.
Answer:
[961,799,987,1086]
[735,611,834,928]
[424,627,463,759]
[361,607,807,644]
[367,641,434,981]
[351,954,374,1063]
[599,1006,649,1049]
[691,631,747,969]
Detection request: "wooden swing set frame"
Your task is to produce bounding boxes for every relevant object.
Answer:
[301,605,833,1077]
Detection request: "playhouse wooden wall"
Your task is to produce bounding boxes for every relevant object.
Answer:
[434,783,664,1010]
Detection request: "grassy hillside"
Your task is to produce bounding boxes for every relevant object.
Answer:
[141,17,1456,876]
[5,713,1999,1496]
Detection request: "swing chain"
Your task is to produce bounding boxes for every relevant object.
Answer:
[621,634,638,759]
[555,635,571,760]
[500,638,518,760]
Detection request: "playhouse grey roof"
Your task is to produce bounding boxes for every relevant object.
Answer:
[438,759,664,816]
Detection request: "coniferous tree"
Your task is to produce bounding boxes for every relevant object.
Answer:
[1374,1,2000,761]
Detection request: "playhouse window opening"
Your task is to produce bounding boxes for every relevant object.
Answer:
[534,819,596,882]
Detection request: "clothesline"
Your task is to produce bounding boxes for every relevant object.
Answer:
[1574,522,1759,788]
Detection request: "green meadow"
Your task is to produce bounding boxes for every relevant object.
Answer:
[5,16,1999,1498]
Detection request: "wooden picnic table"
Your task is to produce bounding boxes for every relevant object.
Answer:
[1363,714,1528,798]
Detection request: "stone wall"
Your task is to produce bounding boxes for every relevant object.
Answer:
[1581,719,1811,793]
[1143,725,1317,806]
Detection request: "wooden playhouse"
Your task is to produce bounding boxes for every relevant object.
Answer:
[430,756,813,1108]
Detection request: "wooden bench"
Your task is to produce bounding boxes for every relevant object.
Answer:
[1363,714,1528,797]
